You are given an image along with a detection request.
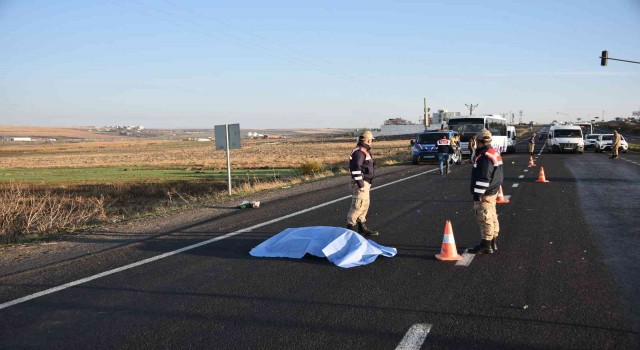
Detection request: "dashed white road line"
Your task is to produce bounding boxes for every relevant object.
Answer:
[622,158,640,166]
[0,168,439,311]
[455,249,475,267]
[396,323,432,350]
[518,175,525,178]
[512,183,519,188]
[523,169,528,172]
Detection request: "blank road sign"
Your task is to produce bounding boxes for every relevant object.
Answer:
[215,124,241,150]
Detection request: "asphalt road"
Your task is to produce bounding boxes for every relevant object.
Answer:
[1,133,639,349]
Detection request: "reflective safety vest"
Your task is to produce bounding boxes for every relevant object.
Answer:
[471,147,504,201]
[436,138,452,154]
[349,145,374,188]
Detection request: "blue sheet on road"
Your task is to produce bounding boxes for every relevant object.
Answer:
[249,226,397,268]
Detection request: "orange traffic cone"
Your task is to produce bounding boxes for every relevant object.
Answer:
[536,167,550,183]
[496,185,510,204]
[435,220,463,261]
[528,156,536,167]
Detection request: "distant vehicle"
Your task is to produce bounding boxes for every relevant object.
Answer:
[573,122,593,138]
[595,134,628,153]
[447,115,509,155]
[546,125,584,153]
[506,125,517,153]
[538,132,548,140]
[411,130,460,164]
[584,134,601,149]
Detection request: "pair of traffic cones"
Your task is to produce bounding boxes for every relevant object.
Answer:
[527,156,536,167]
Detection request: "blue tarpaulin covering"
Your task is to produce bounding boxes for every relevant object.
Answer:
[249,226,397,268]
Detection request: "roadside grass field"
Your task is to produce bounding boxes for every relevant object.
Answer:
[0,137,410,170]
[0,125,125,140]
[0,167,298,184]
[0,134,411,244]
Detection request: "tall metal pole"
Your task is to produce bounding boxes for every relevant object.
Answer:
[423,98,430,129]
[519,110,523,124]
[465,103,478,115]
[225,124,232,195]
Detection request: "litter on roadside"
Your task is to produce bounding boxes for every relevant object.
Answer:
[237,200,260,209]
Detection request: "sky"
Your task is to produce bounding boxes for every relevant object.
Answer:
[1,0,639,129]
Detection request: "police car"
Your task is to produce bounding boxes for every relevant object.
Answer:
[411,130,460,165]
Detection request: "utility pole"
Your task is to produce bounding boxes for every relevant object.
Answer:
[519,110,523,124]
[465,103,478,115]
[423,98,430,129]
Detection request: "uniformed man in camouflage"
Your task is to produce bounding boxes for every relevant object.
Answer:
[610,130,621,159]
[469,129,504,254]
[346,130,379,236]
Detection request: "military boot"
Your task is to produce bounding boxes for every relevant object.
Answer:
[469,239,494,254]
[357,220,379,236]
[491,237,498,252]
[346,223,356,231]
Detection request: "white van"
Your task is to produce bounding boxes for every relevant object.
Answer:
[546,125,584,153]
[506,126,517,153]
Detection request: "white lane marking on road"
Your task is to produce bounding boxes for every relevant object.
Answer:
[523,169,528,172]
[455,249,475,267]
[621,158,640,166]
[396,323,432,350]
[0,168,439,311]
[512,183,519,188]
[518,175,524,178]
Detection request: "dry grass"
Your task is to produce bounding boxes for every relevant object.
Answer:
[0,134,412,244]
[0,183,107,244]
[0,137,411,169]
[0,126,124,140]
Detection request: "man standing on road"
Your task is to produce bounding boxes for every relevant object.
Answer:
[346,130,379,236]
[468,135,477,164]
[436,134,454,175]
[528,132,536,157]
[469,129,504,254]
[610,130,621,159]
[453,134,462,165]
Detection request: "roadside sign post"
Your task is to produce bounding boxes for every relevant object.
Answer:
[214,123,241,195]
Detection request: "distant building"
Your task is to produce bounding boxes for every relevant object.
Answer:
[10,137,33,141]
[432,109,461,126]
[384,118,416,125]
[379,117,424,135]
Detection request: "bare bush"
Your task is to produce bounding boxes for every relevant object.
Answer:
[0,183,106,244]
[299,159,324,175]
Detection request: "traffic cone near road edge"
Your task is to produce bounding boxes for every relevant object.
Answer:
[528,156,536,167]
[536,167,550,183]
[435,220,463,261]
[496,185,510,204]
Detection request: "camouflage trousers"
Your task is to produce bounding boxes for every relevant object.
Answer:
[346,181,371,225]
[473,194,499,240]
